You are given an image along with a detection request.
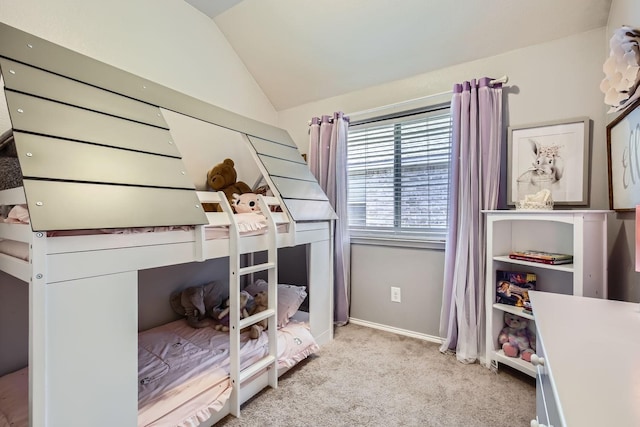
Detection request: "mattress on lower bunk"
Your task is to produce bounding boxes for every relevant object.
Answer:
[0,318,318,427]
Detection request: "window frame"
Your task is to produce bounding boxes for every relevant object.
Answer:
[346,104,452,248]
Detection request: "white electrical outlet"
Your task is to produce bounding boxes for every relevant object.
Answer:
[390,286,401,303]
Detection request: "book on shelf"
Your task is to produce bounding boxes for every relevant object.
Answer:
[496,270,536,310]
[508,250,573,265]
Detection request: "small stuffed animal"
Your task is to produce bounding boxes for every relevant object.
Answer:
[205,158,252,211]
[169,281,229,328]
[213,290,256,334]
[248,290,269,339]
[497,312,536,362]
[232,193,261,214]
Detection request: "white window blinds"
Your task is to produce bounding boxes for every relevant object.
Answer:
[347,107,452,241]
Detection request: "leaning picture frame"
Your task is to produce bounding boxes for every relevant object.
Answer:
[606,98,640,212]
[507,117,590,206]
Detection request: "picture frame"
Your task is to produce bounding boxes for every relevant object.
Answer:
[606,98,640,212]
[507,117,590,206]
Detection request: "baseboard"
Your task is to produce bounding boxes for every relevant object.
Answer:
[348,318,444,344]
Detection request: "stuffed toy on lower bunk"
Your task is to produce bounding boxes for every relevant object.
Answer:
[213,290,263,339]
[249,290,269,337]
[497,312,536,362]
[169,281,228,328]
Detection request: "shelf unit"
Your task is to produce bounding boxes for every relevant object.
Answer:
[483,210,610,377]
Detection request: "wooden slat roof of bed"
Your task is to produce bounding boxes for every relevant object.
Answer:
[0,23,335,231]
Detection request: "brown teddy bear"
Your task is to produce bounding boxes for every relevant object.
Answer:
[205,158,252,211]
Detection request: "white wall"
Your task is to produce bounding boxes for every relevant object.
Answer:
[278,28,610,337]
[606,0,640,302]
[0,0,277,124]
[608,0,640,32]
[350,245,445,340]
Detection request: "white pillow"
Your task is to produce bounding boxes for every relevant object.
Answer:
[244,279,307,327]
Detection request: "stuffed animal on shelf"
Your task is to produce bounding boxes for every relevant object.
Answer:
[206,158,252,211]
[213,290,256,335]
[497,312,536,362]
[232,193,262,214]
[169,281,229,328]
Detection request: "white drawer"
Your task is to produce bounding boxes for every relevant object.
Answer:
[534,337,562,427]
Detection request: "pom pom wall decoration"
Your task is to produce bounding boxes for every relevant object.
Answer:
[600,26,640,113]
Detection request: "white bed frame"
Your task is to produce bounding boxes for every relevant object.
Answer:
[0,22,335,427]
[0,187,333,427]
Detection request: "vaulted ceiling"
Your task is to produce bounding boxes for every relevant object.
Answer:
[186,0,612,111]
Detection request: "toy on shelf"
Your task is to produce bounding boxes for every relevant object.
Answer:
[497,312,536,362]
[516,188,553,211]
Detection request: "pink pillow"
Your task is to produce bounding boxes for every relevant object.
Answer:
[244,279,307,327]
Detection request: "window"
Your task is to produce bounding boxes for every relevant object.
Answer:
[347,106,452,243]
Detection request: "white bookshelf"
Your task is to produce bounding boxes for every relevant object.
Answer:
[483,210,610,378]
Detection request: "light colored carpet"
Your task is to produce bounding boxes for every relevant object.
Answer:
[217,323,536,426]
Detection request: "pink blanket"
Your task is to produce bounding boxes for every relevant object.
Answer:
[0,319,317,427]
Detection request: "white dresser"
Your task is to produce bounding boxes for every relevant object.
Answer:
[529,291,640,427]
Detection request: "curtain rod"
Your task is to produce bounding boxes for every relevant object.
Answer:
[346,75,508,119]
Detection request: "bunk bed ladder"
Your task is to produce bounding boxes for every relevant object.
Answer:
[220,191,279,418]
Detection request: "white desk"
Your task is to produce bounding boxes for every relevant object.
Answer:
[529,291,640,427]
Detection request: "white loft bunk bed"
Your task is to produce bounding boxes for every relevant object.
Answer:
[0,23,335,427]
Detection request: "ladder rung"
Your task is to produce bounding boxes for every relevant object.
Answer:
[239,354,277,383]
[239,308,276,330]
[238,262,276,276]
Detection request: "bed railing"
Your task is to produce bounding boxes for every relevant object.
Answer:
[194,190,293,261]
[0,187,31,281]
[0,186,299,282]
[195,191,290,226]
[0,187,31,244]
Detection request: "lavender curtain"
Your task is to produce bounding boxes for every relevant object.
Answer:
[309,112,350,325]
[439,78,502,363]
